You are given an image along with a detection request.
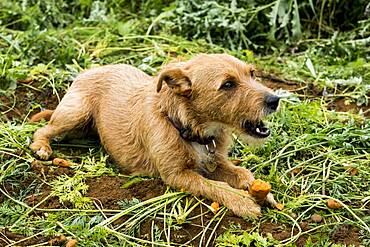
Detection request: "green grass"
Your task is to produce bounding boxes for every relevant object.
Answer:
[1,1,370,246]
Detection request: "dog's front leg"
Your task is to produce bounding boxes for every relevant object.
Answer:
[208,159,278,207]
[161,168,261,218]
[208,159,255,190]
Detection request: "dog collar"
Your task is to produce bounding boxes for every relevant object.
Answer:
[166,116,216,147]
[167,116,218,172]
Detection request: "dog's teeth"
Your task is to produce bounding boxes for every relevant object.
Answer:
[256,128,260,133]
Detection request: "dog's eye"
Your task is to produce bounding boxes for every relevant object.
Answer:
[220,80,236,90]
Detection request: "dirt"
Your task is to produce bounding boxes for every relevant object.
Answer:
[86,176,166,210]
[331,225,362,246]
[329,98,370,117]
[0,83,61,121]
[6,165,364,247]
[139,205,253,246]
[0,229,49,246]
[261,79,303,92]
[260,222,309,247]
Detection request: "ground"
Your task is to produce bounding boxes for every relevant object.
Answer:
[1,76,369,246]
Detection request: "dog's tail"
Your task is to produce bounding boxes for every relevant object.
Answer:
[29,109,54,123]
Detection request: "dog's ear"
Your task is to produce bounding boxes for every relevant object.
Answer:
[156,68,192,97]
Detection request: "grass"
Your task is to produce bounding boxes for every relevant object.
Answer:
[1,1,370,246]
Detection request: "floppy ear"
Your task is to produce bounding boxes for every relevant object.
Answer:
[156,68,192,97]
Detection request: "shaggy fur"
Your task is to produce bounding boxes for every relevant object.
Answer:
[30,54,279,217]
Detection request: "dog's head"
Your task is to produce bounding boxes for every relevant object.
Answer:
[156,54,279,141]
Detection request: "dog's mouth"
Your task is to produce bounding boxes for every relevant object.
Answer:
[242,120,270,138]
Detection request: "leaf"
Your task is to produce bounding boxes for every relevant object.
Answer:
[305,57,317,78]
[117,21,134,37]
[279,0,291,28]
[270,0,281,29]
[309,0,316,15]
[291,0,302,40]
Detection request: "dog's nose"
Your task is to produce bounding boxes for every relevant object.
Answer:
[265,94,280,111]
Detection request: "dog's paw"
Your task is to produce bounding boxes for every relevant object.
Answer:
[224,191,261,218]
[30,141,52,160]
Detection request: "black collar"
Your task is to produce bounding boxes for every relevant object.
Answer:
[167,116,215,145]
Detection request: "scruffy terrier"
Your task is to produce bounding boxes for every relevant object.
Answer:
[30,54,280,217]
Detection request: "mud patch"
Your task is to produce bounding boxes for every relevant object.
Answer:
[0,83,62,121]
[331,225,362,247]
[0,229,49,246]
[329,98,370,117]
[86,176,166,209]
[139,207,252,246]
[261,79,302,92]
[260,222,309,247]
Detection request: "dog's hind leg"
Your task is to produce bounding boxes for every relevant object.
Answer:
[30,91,92,160]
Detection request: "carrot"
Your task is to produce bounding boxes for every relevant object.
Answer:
[48,235,66,245]
[211,202,220,213]
[327,199,342,209]
[249,179,271,200]
[52,158,70,168]
[66,239,78,247]
[275,203,284,211]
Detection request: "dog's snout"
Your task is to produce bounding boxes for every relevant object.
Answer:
[265,94,280,111]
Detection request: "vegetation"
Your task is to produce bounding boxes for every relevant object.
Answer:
[0,0,369,246]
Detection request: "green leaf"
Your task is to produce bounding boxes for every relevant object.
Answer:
[291,0,302,40]
[305,57,317,78]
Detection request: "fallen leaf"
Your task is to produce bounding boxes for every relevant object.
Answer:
[17,77,33,84]
[347,167,359,176]
[290,167,301,175]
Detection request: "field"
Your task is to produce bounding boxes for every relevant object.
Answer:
[0,1,370,246]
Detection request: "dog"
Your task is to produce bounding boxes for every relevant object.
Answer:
[30,54,280,217]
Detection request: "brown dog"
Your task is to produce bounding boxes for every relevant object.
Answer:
[30,54,280,217]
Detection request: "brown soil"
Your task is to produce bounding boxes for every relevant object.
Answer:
[6,167,364,247]
[331,225,362,246]
[0,83,61,121]
[86,176,166,210]
[0,229,49,246]
[138,206,253,246]
[261,79,302,92]
[329,98,370,117]
[260,222,309,247]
